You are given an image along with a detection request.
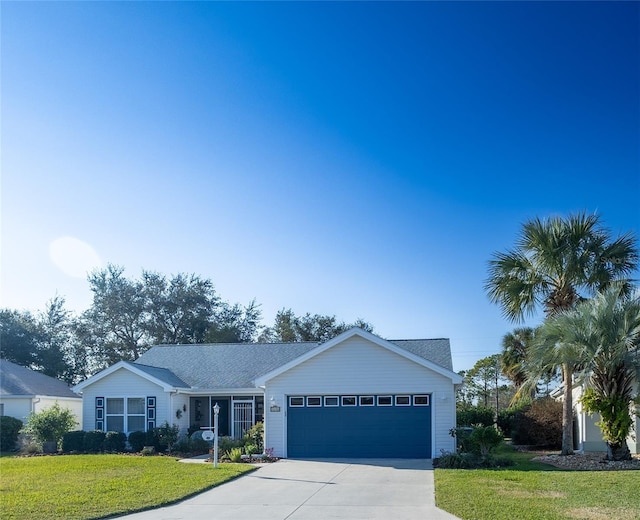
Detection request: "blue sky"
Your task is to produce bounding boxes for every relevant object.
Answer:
[2,2,638,372]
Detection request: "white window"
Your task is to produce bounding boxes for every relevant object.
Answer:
[306,396,322,407]
[359,396,374,406]
[105,397,146,433]
[341,396,356,406]
[324,396,339,407]
[106,398,124,432]
[413,395,429,406]
[395,395,411,406]
[289,396,304,407]
[377,396,392,406]
[127,398,146,432]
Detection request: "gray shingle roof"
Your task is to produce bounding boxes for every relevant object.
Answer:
[388,339,453,371]
[0,359,80,398]
[134,337,452,390]
[136,342,319,389]
[122,361,190,388]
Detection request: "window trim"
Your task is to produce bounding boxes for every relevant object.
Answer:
[395,395,411,406]
[306,396,322,407]
[341,396,357,406]
[377,395,393,406]
[289,396,304,407]
[413,395,430,406]
[324,396,339,407]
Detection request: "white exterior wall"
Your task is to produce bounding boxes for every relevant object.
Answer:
[79,367,171,434]
[263,335,457,458]
[0,396,82,429]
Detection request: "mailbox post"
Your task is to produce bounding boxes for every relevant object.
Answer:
[213,402,220,468]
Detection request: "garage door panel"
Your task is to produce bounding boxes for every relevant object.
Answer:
[287,395,431,458]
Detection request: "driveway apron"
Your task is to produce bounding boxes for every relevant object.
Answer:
[116,458,461,520]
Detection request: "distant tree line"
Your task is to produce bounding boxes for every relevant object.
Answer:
[0,264,373,383]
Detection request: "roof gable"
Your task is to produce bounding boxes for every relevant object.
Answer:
[255,328,462,386]
[1,360,80,398]
[73,361,189,393]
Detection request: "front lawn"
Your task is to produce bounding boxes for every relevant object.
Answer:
[0,455,255,520]
[435,447,640,520]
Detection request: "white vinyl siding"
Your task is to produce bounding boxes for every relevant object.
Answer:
[263,335,457,458]
[80,367,170,435]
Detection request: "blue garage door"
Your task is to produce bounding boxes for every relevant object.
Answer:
[287,394,431,458]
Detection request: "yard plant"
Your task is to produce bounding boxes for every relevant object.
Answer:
[435,445,640,520]
[0,454,254,520]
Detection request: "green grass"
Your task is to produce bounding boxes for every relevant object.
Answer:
[0,454,255,520]
[435,446,640,520]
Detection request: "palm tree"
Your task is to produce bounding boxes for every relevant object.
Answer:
[501,327,535,391]
[485,212,638,455]
[534,287,640,460]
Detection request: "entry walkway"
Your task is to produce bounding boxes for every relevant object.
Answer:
[117,458,461,520]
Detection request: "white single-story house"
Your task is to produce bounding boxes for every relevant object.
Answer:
[567,384,639,454]
[73,328,463,458]
[0,359,83,428]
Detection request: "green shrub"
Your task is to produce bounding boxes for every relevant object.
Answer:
[469,426,503,458]
[434,452,480,469]
[218,436,244,455]
[434,449,513,469]
[497,406,523,437]
[83,430,106,453]
[20,403,77,446]
[173,436,210,456]
[244,443,258,456]
[104,431,127,452]
[0,416,23,451]
[244,422,264,452]
[228,447,243,462]
[151,422,179,453]
[456,406,494,427]
[128,431,146,452]
[511,398,562,448]
[62,430,86,453]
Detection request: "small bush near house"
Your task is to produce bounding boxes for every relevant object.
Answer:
[456,406,494,427]
[0,416,23,451]
[149,422,179,453]
[104,431,127,452]
[83,430,106,453]
[20,403,77,447]
[62,430,86,453]
[173,436,210,456]
[510,397,562,448]
[244,422,264,452]
[440,426,510,469]
[228,447,243,462]
[244,444,258,457]
[128,431,146,452]
[218,436,244,456]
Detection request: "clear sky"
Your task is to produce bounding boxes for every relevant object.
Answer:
[1,1,638,372]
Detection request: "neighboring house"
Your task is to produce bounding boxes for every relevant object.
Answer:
[0,359,83,428]
[570,384,639,454]
[73,328,463,458]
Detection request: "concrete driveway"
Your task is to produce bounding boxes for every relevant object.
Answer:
[117,458,460,520]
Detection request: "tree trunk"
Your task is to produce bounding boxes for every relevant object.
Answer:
[561,364,574,456]
[607,442,631,461]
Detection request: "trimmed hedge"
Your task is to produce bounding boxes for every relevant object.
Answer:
[104,431,127,452]
[83,430,106,453]
[128,431,146,452]
[62,430,86,453]
[0,416,23,451]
